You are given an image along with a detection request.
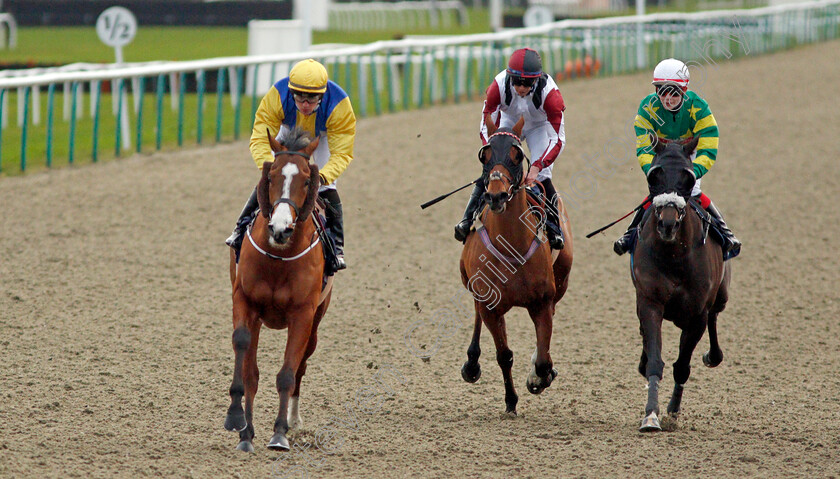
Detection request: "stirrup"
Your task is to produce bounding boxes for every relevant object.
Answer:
[225,229,242,249]
[335,255,347,271]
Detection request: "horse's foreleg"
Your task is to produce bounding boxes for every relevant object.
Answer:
[236,321,261,452]
[638,299,665,431]
[483,311,518,415]
[461,302,483,383]
[289,313,322,431]
[225,291,257,438]
[268,310,315,450]
[667,315,707,417]
[703,310,724,368]
[525,301,557,395]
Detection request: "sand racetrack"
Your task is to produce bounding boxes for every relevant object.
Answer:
[1,40,839,479]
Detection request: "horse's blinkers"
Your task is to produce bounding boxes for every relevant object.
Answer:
[477,131,527,188]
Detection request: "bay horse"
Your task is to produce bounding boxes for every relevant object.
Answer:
[224,128,332,452]
[459,116,573,415]
[632,136,731,431]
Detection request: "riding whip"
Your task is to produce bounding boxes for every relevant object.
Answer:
[585,198,650,238]
[420,178,481,209]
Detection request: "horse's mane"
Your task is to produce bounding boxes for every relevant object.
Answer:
[279,127,313,152]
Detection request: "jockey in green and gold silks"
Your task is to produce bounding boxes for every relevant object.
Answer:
[614,58,740,259]
[226,59,356,270]
[634,89,719,180]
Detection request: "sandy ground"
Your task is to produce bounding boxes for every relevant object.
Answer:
[1,39,839,479]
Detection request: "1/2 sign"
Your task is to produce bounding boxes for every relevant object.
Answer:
[96,6,137,48]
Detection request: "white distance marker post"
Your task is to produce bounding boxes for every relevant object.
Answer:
[96,6,137,150]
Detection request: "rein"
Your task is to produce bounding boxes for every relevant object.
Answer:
[246,221,321,261]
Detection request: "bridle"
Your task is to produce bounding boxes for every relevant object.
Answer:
[265,149,312,226]
[482,131,528,202]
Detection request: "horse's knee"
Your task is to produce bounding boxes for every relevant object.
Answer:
[496,349,513,368]
[233,328,251,352]
[276,369,295,393]
[673,363,691,385]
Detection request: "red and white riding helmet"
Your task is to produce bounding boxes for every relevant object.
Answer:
[652,58,689,91]
[506,48,543,81]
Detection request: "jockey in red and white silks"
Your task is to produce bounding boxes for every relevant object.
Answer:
[479,69,566,184]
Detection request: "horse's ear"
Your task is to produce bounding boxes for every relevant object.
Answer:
[303,136,320,157]
[512,116,525,139]
[478,145,491,164]
[267,129,285,153]
[484,114,497,137]
[682,136,699,156]
[651,134,666,154]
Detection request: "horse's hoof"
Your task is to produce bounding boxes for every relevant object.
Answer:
[461,362,481,383]
[525,368,556,395]
[702,351,722,368]
[224,411,247,432]
[639,412,661,432]
[267,433,290,451]
[236,440,255,453]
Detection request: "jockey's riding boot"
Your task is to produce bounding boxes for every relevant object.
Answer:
[613,207,645,256]
[322,191,346,270]
[706,201,741,258]
[541,179,564,250]
[454,183,484,243]
[225,187,259,253]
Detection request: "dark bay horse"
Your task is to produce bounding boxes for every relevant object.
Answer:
[632,136,731,431]
[459,116,574,415]
[224,128,332,452]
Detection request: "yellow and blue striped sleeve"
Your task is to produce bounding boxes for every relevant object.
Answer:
[691,101,718,178]
[320,96,356,185]
[249,87,285,170]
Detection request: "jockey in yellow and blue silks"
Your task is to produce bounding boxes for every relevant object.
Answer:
[225,59,356,270]
[613,58,741,258]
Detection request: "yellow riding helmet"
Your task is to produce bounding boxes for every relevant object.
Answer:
[289,59,328,94]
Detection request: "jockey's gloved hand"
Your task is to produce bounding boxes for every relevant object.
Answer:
[319,174,327,185]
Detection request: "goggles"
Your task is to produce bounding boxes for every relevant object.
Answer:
[510,76,537,87]
[293,92,323,105]
[655,84,684,97]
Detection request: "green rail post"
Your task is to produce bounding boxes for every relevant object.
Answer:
[69,82,79,165]
[385,50,395,113]
[250,65,259,129]
[92,81,101,162]
[46,84,55,168]
[403,47,412,111]
[356,55,366,118]
[418,48,426,108]
[453,45,461,104]
[442,47,450,103]
[136,77,145,153]
[155,75,165,150]
[177,72,186,147]
[196,70,205,145]
[344,56,353,105]
[0,89,4,172]
[370,52,382,116]
[234,67,244,140]
[115,79,124,157]
[465,45,473,100]
[20,86,31,171]
[215,67,226,143]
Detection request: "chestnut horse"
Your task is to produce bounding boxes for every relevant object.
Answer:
[632,136,731,431]
[224,128,332,452]
[459,116,573,414]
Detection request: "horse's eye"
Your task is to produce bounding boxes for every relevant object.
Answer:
[304,179,311,187]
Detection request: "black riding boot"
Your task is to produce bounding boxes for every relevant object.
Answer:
[540,179,564,250]
[320,189,346,270]
[613,207,645,256]
[454,181,485,243]
[706,201,741,259]
[225,187,259,255]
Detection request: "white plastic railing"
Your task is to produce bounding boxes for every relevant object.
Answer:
[0,12,16,49]
[0,0,838,171]
[329,1,469,30]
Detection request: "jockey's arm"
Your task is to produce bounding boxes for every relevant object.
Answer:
[249,87,285,170]
[634,97,659,175]
[530,89,565,172]
[690,101,719,179]
[319,96,357,185]
[479,82,502,145]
